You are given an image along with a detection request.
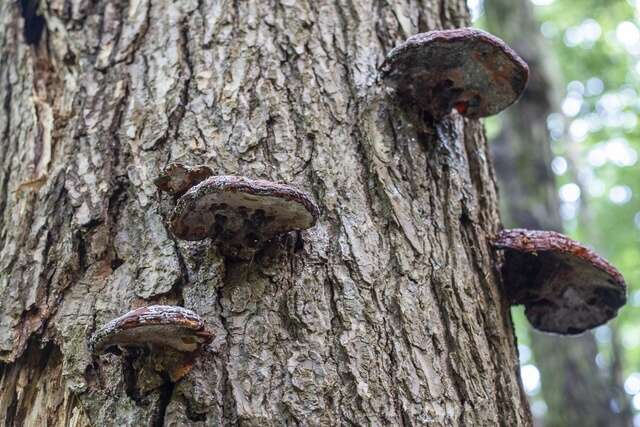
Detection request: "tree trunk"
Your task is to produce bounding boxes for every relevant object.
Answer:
[0,0,531,425]
[483,0,630,426]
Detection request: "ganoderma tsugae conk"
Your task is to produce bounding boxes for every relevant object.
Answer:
[156,167,320,259]
[494,229,626,335]
[380,28,529,120]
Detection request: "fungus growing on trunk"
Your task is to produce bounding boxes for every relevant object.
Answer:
[380,28,529,120]
[90,305,212,381]
[169,175,319,257]
[154,163,214,196]
[494,229,626,335]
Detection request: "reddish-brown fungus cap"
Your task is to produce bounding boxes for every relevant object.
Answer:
[380,28,529,119]
[90,305,212,354]
[169,176,319,246]
[154,163,214,196]
[494,229,626,335]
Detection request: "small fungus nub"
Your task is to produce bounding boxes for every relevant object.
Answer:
[154,163,214,196]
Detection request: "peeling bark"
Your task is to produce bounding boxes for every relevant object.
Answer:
[0,0,530,425]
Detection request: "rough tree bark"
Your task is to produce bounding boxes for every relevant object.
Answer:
[484,0,631,426]
[0,0,531,425]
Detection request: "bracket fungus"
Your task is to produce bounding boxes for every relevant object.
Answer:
[494,229,626,335]
[380,28,529,120]
[169,175,319,257]
[154,163,214,196]
[90,305,212,381]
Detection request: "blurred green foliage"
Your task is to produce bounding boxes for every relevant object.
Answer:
[473,0,640,420]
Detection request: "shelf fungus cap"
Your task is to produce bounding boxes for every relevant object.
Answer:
[380,28,529,119]
[494,229,626,335]
[169,176,320,247]
[90,305,213,354]
[154,163,214,196]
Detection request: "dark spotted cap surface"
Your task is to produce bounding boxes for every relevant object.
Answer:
[90,305,212,354]
[494,229,626,335]
[381,28,529,119]
[170,176,319,250]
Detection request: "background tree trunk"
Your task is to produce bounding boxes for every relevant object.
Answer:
[0,0,531,425]
[483,0,631,425]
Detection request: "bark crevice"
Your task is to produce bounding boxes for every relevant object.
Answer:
[18,0,46,46]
